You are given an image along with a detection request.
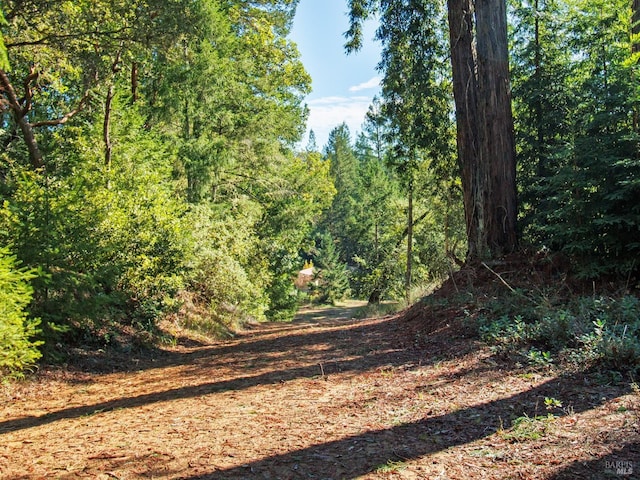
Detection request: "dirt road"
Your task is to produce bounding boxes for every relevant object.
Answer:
[1,303,638,479]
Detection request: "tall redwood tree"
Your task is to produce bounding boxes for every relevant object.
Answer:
[448,0,518,259]
[348,0,518,260]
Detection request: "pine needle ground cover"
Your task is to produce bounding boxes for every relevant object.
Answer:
[1,267,638,479]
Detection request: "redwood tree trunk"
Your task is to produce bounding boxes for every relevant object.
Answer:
[447,0,479,256]
[633,0,639,131]
[475,0,518,255]
[447,0,518,260]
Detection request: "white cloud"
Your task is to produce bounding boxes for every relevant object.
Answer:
[303,95,375,148]
[348,76,381,92]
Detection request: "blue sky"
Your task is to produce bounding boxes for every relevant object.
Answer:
[290,0,381,149]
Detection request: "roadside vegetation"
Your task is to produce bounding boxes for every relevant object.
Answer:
[1,0,639,386]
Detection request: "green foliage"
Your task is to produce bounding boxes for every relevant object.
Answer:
[317,108,463,305]
[526,348,554,367]
[0,8,9,71]
[4,0,637,382]
[500,413,556,442]
[320,124,363,264]
[478,294,640,372]
[260,150,335,320]
[376,0,450,156]
[512,0,640,278]
[571,296,640,370]
[544,397,563,410]
[312,234,351,305]
[0,103,190,345]
[351,127,406,301]
[185,202,269,327]
[0,0,319,373]
[0,247,42,377]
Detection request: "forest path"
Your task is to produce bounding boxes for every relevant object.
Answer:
[292,300,369,324]
[1,303,638,479]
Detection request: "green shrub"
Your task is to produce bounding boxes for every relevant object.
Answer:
[574,296,640,370]
[0,110,192,349]
[184,203,269,327]
[0,247,42,377]
[478,294,640,372]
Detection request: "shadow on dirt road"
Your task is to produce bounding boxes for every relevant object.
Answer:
[291,300,369,325]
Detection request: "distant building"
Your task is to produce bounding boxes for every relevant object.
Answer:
[295,265,315,290]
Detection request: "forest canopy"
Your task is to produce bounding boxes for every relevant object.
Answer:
[1,0,639,377]
[0,0,334,375]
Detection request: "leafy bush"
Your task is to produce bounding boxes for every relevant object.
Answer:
[0,247,42,377]
[572,296,640,370]
[183,203,269,329]
[0,106,191,350]
[478,294,640,372]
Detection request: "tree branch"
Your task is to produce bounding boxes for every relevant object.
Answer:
[5,28,132,49]
[21,64,38,116]
[30,82,93,128]
[394,209,431,249]
[0,68,44,168]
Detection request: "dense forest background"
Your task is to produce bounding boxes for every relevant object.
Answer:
[1,0,639,377]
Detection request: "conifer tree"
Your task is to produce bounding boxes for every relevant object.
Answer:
[347,0,518,261]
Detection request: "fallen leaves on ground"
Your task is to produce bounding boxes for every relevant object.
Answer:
[1,298,638,479]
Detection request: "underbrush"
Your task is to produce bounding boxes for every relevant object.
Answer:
[163,290,242,340]
[354,301,403,319]
[475,292,640,373]
[353,281,444,319]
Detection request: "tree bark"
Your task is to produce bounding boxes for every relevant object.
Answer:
[447,0,517,260]
[534,0,545,177]
[633,0,640,131]
[0,69,44,169]
[447,0,480,257]
[1,65,93,170]
[474,0,518,255]
[405,176,413,304]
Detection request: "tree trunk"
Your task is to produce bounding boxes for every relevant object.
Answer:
[534,0,546,177]
[104,84,114,170]
[447,0,518,260]
[131,61,138,104]
[0,68,44,169]
[447,0,480,257]
[474,0,518,255]
[633,0,639,131]
[368,288,382,304]
[104,48,122,183]
[405,176,413,304]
